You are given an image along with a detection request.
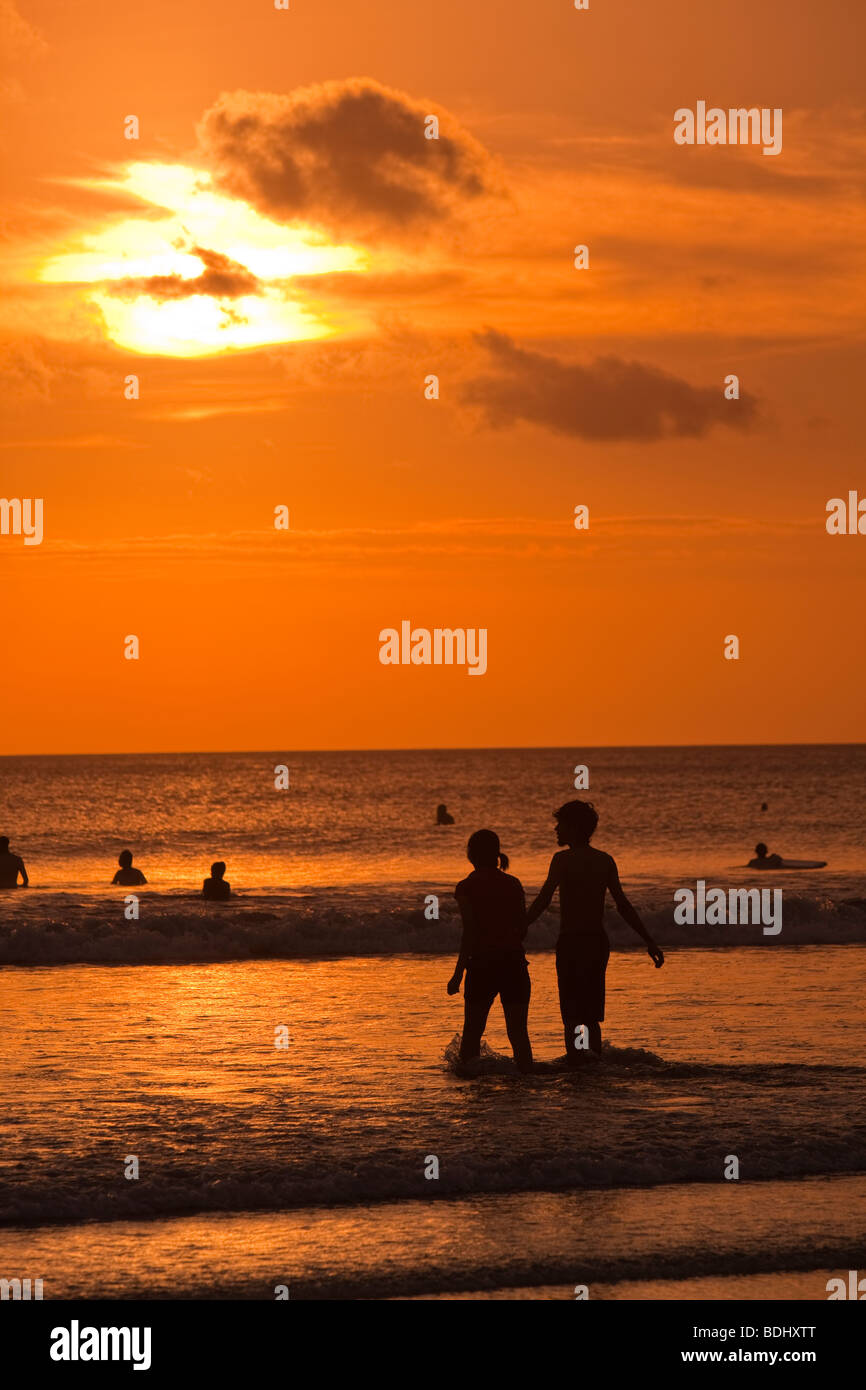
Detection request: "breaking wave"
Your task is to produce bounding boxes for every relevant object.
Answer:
[0,890,864,966]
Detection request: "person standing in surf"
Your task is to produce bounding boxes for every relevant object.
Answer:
[448,829,533,1072]
[525,800,664,1062]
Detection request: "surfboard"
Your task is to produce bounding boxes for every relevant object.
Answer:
[747,858,827,869]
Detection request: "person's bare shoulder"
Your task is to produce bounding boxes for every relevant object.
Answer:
[590,847,618,878]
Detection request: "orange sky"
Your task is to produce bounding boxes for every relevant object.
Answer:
[2,0,865,753]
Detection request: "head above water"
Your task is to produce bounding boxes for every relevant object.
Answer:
[211,861,226,879]
[118,850,133,869]
[466,829,509,872]
[755,842,769,858]
[554,799,599,846]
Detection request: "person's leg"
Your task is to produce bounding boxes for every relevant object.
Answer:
[589,939,610,1057]
[561,1018,601,1057]
[556,948,583,1065]
[499,957,533,1071]
[460,964,496,1062]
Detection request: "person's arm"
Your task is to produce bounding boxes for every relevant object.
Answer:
[138,871,148,885]
[607,857,664,966]
[18,857,28,887]
[111,871,121,884]
[525,856,560,927]
[447,891,475,994]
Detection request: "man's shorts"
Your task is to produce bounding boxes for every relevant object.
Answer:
[555,933,611,1023]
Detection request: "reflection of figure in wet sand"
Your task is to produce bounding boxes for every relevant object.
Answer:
[111,850,147,886]
[436,803,455,825]
[448,829,533,1072]
[0,835,28,888]
[202,861,231,900]
[525,800,664,1062]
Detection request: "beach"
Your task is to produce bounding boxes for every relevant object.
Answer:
[1,746,864,1299]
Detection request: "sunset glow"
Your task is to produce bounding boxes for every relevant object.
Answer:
[38,163,368,355]
[3,1,865,754]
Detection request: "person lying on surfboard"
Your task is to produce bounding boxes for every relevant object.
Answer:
[748,843,827,869]
[749,843,784,869]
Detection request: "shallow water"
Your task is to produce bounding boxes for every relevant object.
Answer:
[2,1178,863,1299]
[1,950,863,1239]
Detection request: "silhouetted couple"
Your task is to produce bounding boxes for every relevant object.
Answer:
[448,800,664,1071]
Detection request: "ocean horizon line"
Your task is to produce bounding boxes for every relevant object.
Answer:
[1,740,864,760]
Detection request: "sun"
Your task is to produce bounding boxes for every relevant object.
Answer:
[38,163,369,356]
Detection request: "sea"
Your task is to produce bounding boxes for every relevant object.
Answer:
[0,745,864,1299]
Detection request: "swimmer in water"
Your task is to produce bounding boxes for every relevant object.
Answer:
[111,850,147,886]
[203,861,231,900]
[0,835,28,888]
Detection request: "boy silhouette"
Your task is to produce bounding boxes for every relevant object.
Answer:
[525,800,663,1061]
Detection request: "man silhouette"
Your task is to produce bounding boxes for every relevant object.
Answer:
[0,836,29,888]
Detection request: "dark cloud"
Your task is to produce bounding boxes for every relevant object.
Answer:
[463,331,759,441]
[107,245,261,302]
[196,78,496,240]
